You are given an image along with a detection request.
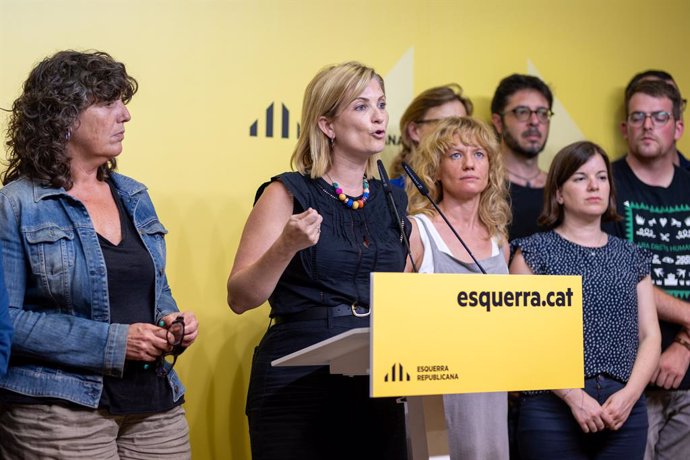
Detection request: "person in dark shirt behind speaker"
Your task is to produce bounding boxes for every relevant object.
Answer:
[605,78,690,460]
[490,74,555,241]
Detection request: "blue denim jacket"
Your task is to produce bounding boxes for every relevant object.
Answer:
[0,173,184,408]
[0,252,11,376]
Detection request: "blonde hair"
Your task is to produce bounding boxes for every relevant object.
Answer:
[291,61,384,178]
[390,84,473,177]
[406,116,511,243]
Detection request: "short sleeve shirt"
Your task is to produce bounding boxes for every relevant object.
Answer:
[512,231,651,381]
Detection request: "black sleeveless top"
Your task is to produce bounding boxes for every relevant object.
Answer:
[508,182,544,241]
[257,172,410,316]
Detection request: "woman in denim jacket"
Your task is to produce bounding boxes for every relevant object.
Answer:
[0,251,11,376]
[0,50,198,459]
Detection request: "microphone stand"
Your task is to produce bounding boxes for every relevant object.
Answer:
[401,161,486,274]
[376,160,418,273]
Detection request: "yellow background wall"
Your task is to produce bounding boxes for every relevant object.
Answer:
[1,1,689,458]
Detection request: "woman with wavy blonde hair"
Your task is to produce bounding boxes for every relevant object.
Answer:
[406,116,510,241]
[405,116,511,460]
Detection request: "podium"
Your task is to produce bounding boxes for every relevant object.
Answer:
[272,327,449,460]
[272,273,584,459]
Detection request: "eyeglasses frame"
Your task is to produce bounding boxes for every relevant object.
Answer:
[627,110,675,127]
[501,106,554,123]
[156,316,185,377]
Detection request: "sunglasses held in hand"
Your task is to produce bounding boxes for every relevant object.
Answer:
[156,316,185,377]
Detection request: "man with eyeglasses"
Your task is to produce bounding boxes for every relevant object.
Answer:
[490,74,554,460]
[625,70,689,171]
[606,79,690,460]
[490,74,554,241]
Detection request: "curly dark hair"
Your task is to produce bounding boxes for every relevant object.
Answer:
[3,50,138,188]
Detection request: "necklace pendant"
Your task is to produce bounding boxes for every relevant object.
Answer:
[508,168,540,188]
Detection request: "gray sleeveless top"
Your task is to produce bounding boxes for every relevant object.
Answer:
[415,215,508,275]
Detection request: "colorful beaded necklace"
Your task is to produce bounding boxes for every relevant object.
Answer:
[329,176,370,209]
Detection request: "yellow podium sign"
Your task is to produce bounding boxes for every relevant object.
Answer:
[370,273,584,397]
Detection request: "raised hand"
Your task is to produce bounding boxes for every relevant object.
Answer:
[279,207,323,253]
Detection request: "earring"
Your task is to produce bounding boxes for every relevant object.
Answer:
[329,136,335,148]
[65,129,72,141]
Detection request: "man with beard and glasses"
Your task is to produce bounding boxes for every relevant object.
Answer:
[625,70,689,171]
[605,79,690,460]
[490,74,554,460]
[491,74,554,241]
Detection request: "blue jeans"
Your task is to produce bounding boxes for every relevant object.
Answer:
[518,375,648,460]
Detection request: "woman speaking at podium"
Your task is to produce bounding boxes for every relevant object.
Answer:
[405,116,512,460]
[227,62,409,459]
[510,141,660,459]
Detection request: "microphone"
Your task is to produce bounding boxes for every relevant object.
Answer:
[377,159,418,273]
[401,161,487,274]
[402,161,430,196]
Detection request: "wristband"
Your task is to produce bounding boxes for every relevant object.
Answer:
[674,336,690,352]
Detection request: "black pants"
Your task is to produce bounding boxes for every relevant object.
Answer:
[246,317,407,460]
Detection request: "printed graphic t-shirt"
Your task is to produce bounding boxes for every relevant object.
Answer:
[606,157,690,389]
